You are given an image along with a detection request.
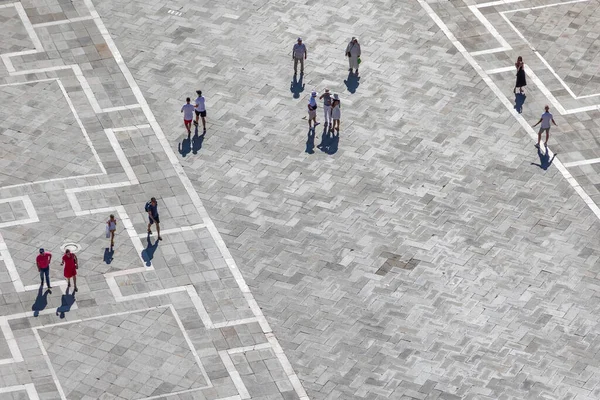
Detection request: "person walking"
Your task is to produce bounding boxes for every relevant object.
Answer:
[331,94,341,133]
[319,88,332,127]
[36,248,52,291]
[181,97,195,136]
[515,56,527,94]
[532,105,557,148]
[107,214,117,248]
[307,91,319,129]
[292,38,307,76]
[346,37,361,75]
[146,197,162,241]
[61,249,78,292]
[194,90,207,133]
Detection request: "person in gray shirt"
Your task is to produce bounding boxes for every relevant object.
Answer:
[292,37,307,76]
[319,88,332,127]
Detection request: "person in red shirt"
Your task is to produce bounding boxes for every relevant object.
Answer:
[61,249,78,292]
[36,248,52,290]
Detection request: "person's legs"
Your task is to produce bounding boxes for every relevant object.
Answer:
[194,111,199,126]
[294,58,298,74]
[300,58,304,74]
[156,221,162,240]
[537,129,542,146]
[201,115,206,131]
[545,129,550,146]
[324,106,330,125]
[67,277,71,287]
[147,220,152,234]
[73,276,77,292]
[184,120,191,134]
[110,230,115,247]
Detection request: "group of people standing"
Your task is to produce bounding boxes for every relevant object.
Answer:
[296,37,362,133]
[307,88,341,132]
[513,56,558,149]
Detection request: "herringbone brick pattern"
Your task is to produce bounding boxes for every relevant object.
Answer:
[87,0,600,398]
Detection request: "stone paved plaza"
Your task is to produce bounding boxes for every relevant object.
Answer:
[2,0,600,399]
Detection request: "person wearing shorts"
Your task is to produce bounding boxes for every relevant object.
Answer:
[532,105,557,148]
[181,97,195,135]
[194,90,207,133]
[307,91,319,129]
[146,197,162,241]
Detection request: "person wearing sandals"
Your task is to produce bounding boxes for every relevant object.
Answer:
[515,56,527,93]
[346,37,361,75]
[331,94,341,133]
[107,214,117,248]
[61,249,78,292]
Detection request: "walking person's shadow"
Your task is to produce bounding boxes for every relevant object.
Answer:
[192,126,205,154]
[344,72,360,94]
[515,92,526,114]
[531,147,556,170]
[290,75,305,99]
[179,135,191,157]
[32,286,51,317]
[305,129,316,154]
[56,287,76,319]
[141,236,159,267]
[104,247,114,264]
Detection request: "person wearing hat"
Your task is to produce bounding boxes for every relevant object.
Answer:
[345,37,361,75]
[319,88,333,127]
[331,94,341,133]
[36,248,52,290]
[307,91,320,129]
[292,37,308,76]
[194,90,207,133]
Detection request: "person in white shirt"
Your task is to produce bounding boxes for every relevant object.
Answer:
[292,38,307,76]
[181,97,195,135]
[307,91,319,129]
[194,90,207,133]
[345,37,361,75]
[532,105,557,148]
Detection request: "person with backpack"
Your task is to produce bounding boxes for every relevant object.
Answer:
[146,197,162,241]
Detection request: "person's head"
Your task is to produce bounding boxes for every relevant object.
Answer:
[39,248,44,254]
[109,214,115,220]
[186,97,190,103]
[325,88,330,94]
[196,90,202,96]
[517,56,523,62]
[352,37,358,43]
[297,37,302,44]
[151,197,157,205]
[544,105,550,111]
[311,91,317,98]
[65,249,71,255]
[333,93,339,100]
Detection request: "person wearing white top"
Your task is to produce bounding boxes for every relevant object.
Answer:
[345,37,361,75]
[181,97,195,135]
[532,105,557,148]
[194,90,207,132]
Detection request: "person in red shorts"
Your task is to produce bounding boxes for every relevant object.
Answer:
[61,249,78,292]
[181,97,194,136]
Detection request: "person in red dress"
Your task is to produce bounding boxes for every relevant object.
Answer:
[61,249,78,292]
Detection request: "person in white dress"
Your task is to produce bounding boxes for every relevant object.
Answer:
[345,37,361,74]
[331,94,341,133]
